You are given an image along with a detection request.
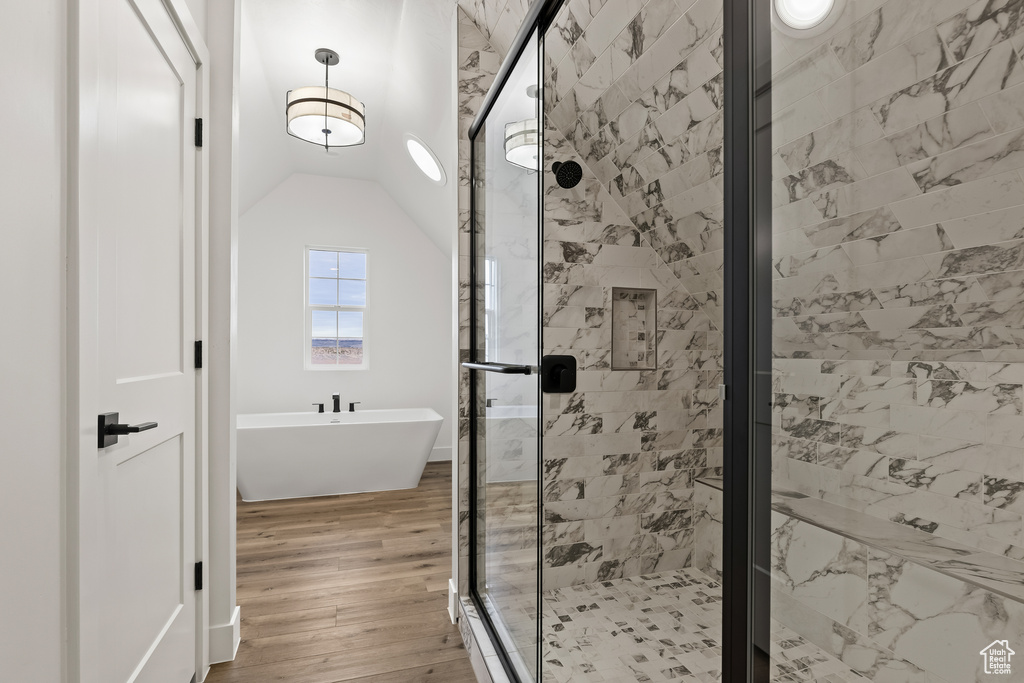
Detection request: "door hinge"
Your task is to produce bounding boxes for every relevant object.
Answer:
[194,118,203,148]
[195,561,203,591]
[194,340,203,369]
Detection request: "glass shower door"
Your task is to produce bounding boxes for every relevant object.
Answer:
[467,29,541,683]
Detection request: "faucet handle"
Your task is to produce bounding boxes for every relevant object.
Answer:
[348,401,361,412]
[312,403,325,413]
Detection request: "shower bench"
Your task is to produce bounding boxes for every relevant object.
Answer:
[694,476,1024,683]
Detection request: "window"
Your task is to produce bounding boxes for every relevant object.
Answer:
[305,247,368,369]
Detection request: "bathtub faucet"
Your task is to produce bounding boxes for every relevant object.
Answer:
[349,402,361,412]
[332,393,341,413]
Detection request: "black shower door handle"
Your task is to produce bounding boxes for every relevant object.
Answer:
[461,362,534,375]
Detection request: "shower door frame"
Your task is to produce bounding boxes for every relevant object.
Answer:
[463,0,772,680]
[465,2,557,679]
[720,0,773,681]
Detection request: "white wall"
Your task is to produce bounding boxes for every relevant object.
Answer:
[239,174,453,460]
[0,1,65,680]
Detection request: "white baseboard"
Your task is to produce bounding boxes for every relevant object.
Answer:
[429,446,453,462]
[448,578,458,624]
[209,605,240,664]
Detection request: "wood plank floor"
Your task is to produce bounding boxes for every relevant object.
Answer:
[206,462,476,683]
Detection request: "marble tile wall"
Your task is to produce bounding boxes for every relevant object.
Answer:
[541,124,721,589]
[770,0,1024,564]
[695,480,1024,682]
[539,0,726,589]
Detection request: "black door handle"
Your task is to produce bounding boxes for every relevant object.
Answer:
[541,355,576,393]
[461,362,534,375]
[98,412,159,448]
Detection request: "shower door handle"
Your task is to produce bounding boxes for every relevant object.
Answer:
[461,362,534,375]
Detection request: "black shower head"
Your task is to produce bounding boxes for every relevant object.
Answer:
[551,161,583,189]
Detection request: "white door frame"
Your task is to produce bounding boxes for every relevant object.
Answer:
[66,0,210,679]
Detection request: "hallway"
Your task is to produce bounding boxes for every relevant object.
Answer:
[206,463,474,682]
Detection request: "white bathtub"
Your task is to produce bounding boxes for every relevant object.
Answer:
[236,408,443,501]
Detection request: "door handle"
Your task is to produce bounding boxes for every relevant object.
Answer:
[98,412,158,449]
[461,362,534,375]
[541,355,576,393]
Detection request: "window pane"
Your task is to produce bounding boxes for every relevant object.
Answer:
[338,251,366,279]
[338,279,367,306]
[337,338,363,365]
[337,311,363,338]
[311,309,337,338]
[309,278,338,306]
[309,250,339,278]
[311,338,339,365]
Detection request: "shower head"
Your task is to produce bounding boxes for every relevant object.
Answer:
[552,161,582,189]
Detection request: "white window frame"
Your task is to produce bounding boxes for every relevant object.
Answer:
[304,245,369,371]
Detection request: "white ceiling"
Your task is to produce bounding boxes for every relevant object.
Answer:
[239,0,459,255]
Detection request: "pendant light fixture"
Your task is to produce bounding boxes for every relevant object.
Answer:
[286,48,365,151]
[504,85,540,171]
[504,118,539,170]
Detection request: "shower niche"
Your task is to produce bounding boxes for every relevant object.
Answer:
[610,287,657,371]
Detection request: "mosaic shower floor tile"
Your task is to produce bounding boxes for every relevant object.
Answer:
[542,568,865,683]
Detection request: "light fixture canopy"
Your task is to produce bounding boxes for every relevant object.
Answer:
[286,48,365,150]
[504,118,539,170]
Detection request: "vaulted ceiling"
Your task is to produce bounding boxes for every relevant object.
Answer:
[239,0,459,254]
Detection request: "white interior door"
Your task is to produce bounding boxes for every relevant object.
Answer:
[74,0,199,680]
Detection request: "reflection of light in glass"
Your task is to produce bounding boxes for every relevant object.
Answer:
[504,118,539,170]
[484,258,498,361]
[775,0,834,29]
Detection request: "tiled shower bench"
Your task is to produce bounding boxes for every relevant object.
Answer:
[694,477,1024,683]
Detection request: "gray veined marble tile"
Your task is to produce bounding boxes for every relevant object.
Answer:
[773,43,848,114]
[983,475,1024,512]
[641,33,722,116]
[889,169,1024,228]
[956,299,1024,329]
[608,0,683,74]
[922,237,1024,278]
[841,224,954,267]
[855,102,996,177]
[819,28,953,121]
[938,202,1024,248]
[907,127,1024,193]
[611,0,720,105]
[799,205,904,250]
[889,457,984,499]
[871,39,1024,136]
[581,0,643,58]
[919,434,1024,480]
[812,167,923,222]
[773,92,835,149]
[829,0,977,73]
[978,80,1024,132]
[978,266,1024,299]
[874,276,990,309]
[774,153,869,208]
[937,0,1024,62]
[778,108,885,175]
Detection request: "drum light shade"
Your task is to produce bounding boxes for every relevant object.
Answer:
[286,86,365,148]
[504,118,539,170]
[286,49,365,150]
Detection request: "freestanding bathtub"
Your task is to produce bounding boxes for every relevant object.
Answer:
[236,408,443,501]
